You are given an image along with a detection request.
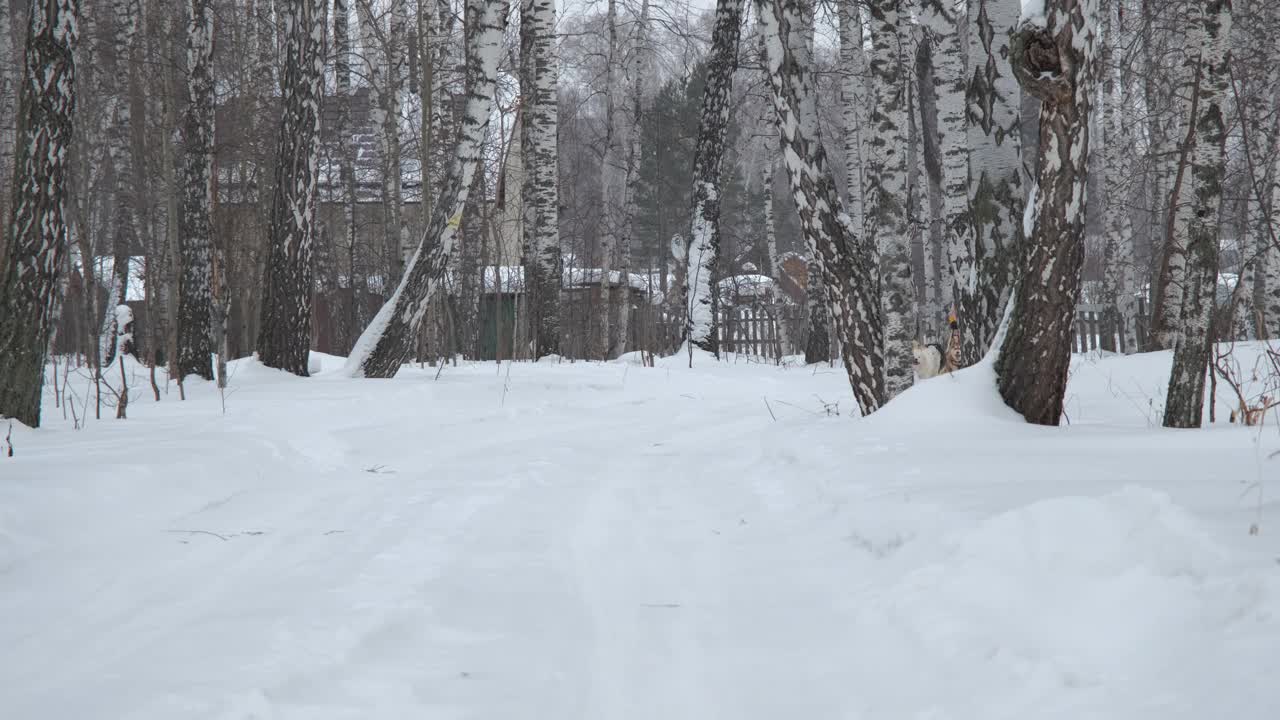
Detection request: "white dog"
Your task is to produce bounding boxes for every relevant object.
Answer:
[912,340,946,379]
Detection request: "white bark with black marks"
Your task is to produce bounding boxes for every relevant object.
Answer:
[0,0,80,427]
[257,0,327,376]
[1163,0,1232,429]
[963,0,1023,365]
[757,0,886,414]
[997,0,1099,425]
[520,0,561,358]
[176,0,217,381]
[686,0,743,354]
[867,0,914,398]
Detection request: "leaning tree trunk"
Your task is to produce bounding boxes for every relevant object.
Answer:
[867,0,914,399]
[1163,0,1232,429]
[344,0,507,378]
[0,0,80,428]
[757,0,886,414]
[685,0,744,355]
[176,0,216,381]
[520,0,561,358]
[963,0,1024,365]
[257,0,327,376]
[996,0,1099,426]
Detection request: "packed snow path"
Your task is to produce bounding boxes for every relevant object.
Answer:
[3,350,1278,718]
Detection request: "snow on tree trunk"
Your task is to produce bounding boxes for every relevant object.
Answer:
[997,0,1099,426]
[344,0,507,378]
[176,0,216,381]
[685,0,743,355]
[520,0,561,358]
[0,0,80,428]
[1163,0,1231,429]
[866,0,914,399]
[839,0,865,241]
[920,0,969,335]
[963,0,1024,366]
[1100,0,1137,353]
[257,0,327,376]
[757,0,886,414]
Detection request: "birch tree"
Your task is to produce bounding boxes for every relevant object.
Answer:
[345,0,508,377]
[1163,0,1232,429]
[359,0,410,282]
[963,0,1023,364]
[615,0,648,356]
[100,0,143,367]
[919,0,968,332]
[520,0,561,358]
[685,0,744,354]
[757,0,886,414]
[866,0,914,398]
[335,0,359,351]
[1100,0,1137,352]
[597,0,625,358]
[176,0,217,381]
[257,0,327,376]
[839,0,865,232]
[0,0,80,428]
[997,0,1099,425]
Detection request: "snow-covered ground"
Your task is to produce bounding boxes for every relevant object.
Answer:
[2,346,1278,719]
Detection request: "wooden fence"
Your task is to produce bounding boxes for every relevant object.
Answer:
[1073,298,1148,354]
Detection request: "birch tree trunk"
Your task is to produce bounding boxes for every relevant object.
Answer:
[257,0,327,376]
[345,0,507,377]
[335,0,358,353]
[791,0,830,365]
[920,0,968,333]
[359,0,409,283]
[963,0,1023,365]
[1163,0,1232,429]
[1149,2,1197,350]
[839,0,865,232]
[0,0,80,428]
[757,0,886,414]
[616,0,648,356]
[685,0,743,354]
[99,0,142,368]
[997,0,1099,425]
[597,0,625,358]
[867,0,914,398]
[1101,0,1137,353]
[520,0,560,358]
[176,0,217,381]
